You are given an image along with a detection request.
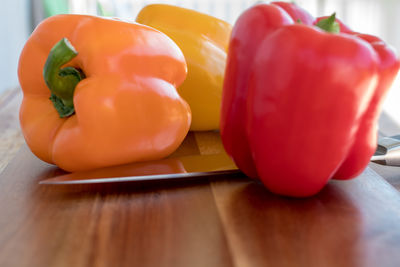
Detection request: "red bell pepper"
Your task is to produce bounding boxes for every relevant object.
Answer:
[220,2,400,197]
[315,17,400,180]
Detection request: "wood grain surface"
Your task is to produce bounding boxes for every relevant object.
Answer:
[2,143,400,267]
[211,169,400,267]
[0,88,24,172]
[2,88,400,267]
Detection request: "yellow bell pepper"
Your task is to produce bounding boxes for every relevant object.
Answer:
[136,4,232,131]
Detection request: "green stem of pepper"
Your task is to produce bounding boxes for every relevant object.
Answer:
[316,13,340,34]
[43,38,84,118]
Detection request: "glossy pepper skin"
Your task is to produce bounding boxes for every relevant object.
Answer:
[18,14,191,172]
[136,4,232,131]
[220,2,400,197]
[315,17,400,180]
[221,2,314,179]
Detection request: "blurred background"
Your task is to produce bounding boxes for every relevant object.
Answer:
[3,0,400,122]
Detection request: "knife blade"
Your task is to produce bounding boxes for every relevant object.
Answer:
[39,152,242,185]
[40,133,400,185]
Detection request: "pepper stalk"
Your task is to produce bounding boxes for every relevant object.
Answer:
[316,13,340,33]
[43,38,84,118]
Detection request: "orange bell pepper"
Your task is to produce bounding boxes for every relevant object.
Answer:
[18,14,191,172]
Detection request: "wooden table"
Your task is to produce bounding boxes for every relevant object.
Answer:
[2,88,400,267]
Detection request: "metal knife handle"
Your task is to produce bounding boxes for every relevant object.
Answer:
[371,135,400,166]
